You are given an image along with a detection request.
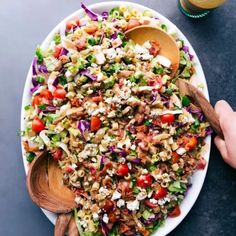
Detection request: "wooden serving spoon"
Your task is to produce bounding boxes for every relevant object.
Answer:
[26,151,77,214]
[125,25,180,76]
[176,79,224,139]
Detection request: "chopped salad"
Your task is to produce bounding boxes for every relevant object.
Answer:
[22,3,212,236]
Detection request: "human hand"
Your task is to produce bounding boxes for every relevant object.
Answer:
[214,100,236,169]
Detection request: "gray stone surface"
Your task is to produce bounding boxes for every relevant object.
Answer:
[0,0,235,235]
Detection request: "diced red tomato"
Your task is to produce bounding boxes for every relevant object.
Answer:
[40,89,53,99]
[137,174,153,188]
[127,19,141,30]
[172,151,180,164]
[153,187,168,199]
[144,199,158,208]
[185,136,198,151]
[149,40,160,57]
[92,95,103,103]
[32,95,42,107]
[197,157,207,170]
[160,114,175,124]
[117,163,129,177]
[51,148,63,161]
[108,212,117,223]
[66,18,80,31]
[90,116,101,131]
[84,25,98,34]
[103,199,114,212]
[54,46,62,59]
[53,87,66,99]
[32,117,45,133]
[65,166,74,173]
[168,205,181,217]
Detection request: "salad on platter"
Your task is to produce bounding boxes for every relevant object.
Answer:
[22,3,212,236]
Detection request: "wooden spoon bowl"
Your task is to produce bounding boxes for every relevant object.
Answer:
[26,151,77,214]
[125,25,180,76]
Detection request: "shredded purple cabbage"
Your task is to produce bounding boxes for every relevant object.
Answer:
[111,32,117,40]
[101,220,109,236]
[186,104,205,121]
[101,155,106,165]
[78,120,90,137]
[108,146,115,153]
[141,213,161,225]
[52,77,59,87]
[32,57,38,76]
[60,48,68,56]
[102,11,109,20]
[119,150,127,157]
[81,2,108,21]
[30,84,40,93]
[205,126,213,136]
[42,106,59,113]
[80,69,97,81]
[32,76,38,87]
[38,64,48,74]
[182,45,194,61]
[131,158,141,164]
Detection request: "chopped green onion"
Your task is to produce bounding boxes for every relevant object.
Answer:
[38,104,47,110]
[36,76,45,84]
[59,76,67,85]
[24,104,31,111]
[26,152,36,163]
[88,38,96,46]
[36,47,44,64]
[153,66,164,74]
[53,33,61,45]
[181,95,191,106]
[161,24,168,32]
[144,119,151,126]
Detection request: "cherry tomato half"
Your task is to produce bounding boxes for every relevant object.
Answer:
[53,87,66,99]
[54,46,62,59]
[90,116,101,132]
[66,18,80,31]
[32,117,45,133]
[153,187,168,199]
[144,199,158,208]
[127,19,141,30]
[92,95,103,103]
[103,199,114,212]
[51,148,63,161]
[84,25,98,34]
[168,205,181,218]
[137,174,153,188]
[117,163,129,177]
[160,114,175,124]
[40,89,53,99]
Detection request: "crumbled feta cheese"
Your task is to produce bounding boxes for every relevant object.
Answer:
[102,214,109,224]
[130,144,136,150]
[136,189,147,200]
[127,200,140,211]
[127,162,132,170]
[142,169,148,174]
[99,187,110,196]
[112,37,122,48]
[111,190,121,200]
[149,198,158,204]
[92,213,99,220]
[176,147,186,155]
[117,199,125,208]
[75,196,81,204]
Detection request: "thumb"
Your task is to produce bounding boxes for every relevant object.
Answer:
[214,136,229,163]
[215,100,233,118]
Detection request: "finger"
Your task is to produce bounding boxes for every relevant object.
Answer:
[214,100,233,116]
[214,136,229,163]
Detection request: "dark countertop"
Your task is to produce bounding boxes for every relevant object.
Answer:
[0,0,235,235]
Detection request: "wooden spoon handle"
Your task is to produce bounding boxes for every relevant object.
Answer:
[176,79,224,139]
[54,213,72,236]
